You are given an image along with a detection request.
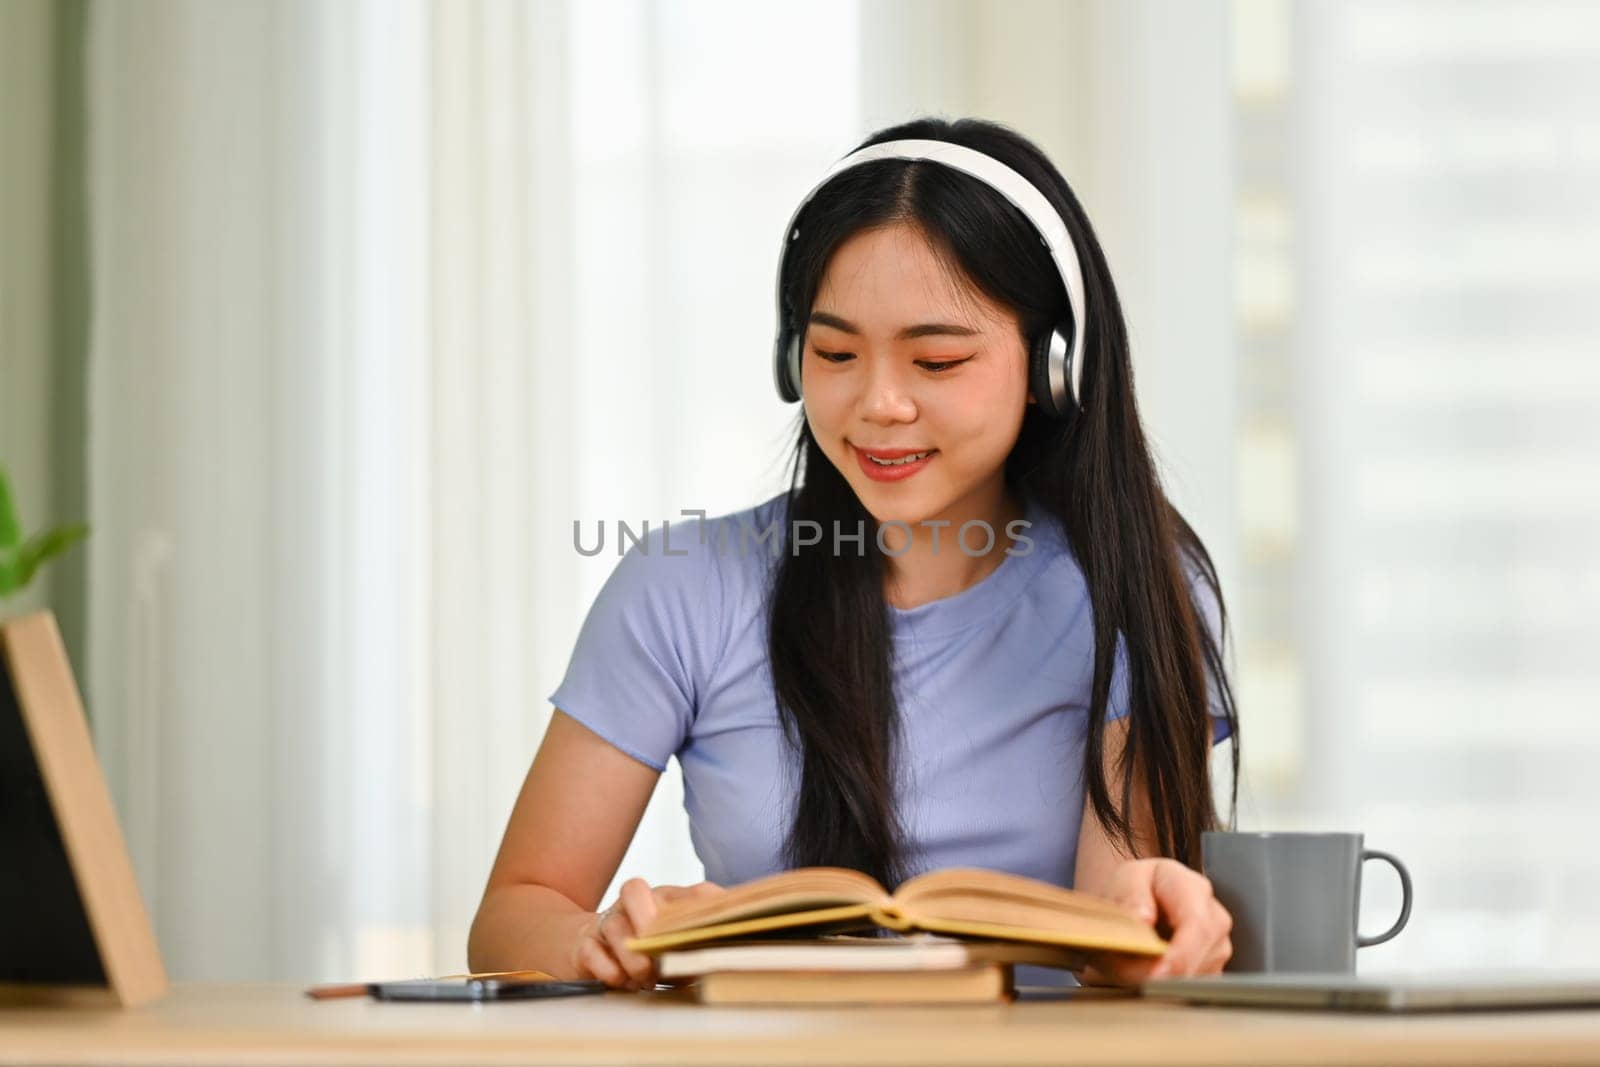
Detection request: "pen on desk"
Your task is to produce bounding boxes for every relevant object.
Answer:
[305,969,556,999]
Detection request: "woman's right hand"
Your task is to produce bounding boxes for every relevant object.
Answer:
[572,877,725,990]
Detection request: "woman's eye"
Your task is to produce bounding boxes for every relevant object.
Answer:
[917,357,973,373]
[811,351,973,372]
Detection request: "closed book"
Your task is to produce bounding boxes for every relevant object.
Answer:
[695,963,1011,1005]
[658,934,1084,979]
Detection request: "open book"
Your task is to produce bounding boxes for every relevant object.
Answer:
[625,866,1167,957]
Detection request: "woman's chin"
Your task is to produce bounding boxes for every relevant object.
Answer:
[853,486,946,531]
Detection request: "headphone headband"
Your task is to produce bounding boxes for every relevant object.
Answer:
[772,138,1088,415]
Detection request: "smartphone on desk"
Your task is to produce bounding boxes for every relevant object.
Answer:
[372,976,608,1002]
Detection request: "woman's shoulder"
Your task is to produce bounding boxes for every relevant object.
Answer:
[590,491,789,632]
[699,490,791,551]
[600,492,787,567]
[1011,493,1080,587]
[566,495,790,713]
[1019,502,1222,632]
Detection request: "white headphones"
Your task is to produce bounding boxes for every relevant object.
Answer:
[771,138,1088,421]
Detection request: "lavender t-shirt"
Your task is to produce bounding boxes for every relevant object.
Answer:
[548,489,1230,956]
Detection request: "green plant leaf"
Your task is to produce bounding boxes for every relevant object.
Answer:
[0,553,19,599]
[0,466,21,550]
[8,523,90,591]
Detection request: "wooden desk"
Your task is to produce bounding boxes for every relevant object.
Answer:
[4,982,1600,1066]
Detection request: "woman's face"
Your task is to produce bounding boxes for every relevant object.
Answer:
[801,221,1030,528]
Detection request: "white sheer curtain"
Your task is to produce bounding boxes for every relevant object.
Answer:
[88,0,432,981]
[427,0,869,972]
[85,0,864,981]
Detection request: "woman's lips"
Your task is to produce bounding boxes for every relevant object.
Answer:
[852,443,938,482]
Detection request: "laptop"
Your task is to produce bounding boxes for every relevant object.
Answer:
[1143,971,1600,1012]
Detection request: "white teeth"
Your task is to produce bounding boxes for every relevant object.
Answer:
[867,450,932,466]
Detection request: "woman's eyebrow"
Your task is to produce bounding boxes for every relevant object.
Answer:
[808,310,981,340]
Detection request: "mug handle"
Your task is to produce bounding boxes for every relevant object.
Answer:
[1356,849,1413,948]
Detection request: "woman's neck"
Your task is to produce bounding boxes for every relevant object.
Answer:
[880,483,1027,611]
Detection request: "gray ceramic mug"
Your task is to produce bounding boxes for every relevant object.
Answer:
[1201,831,1413,973]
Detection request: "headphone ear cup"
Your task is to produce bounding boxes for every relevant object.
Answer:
[784,332,802,401]
[774,328,802,403]
[1028,326,1072,421]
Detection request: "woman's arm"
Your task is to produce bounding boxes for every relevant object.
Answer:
[1073,715,1156,894]
[466,709,718,987]
[1073,716,1233,982]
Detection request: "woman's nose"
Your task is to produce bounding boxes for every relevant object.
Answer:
[859,360,917,423]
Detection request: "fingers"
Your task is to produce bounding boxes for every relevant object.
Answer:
[575,928,628,988]
[595,916,653,991]
[1079,952,1159,989]
[1076,863,1161,988]
[654,880,726,905]
[1105,866,1159,927]
[572,900,635,990]
[1202,928,1234,974]
[599,879,659,990]
[575,879,724,993]
[1145,862,1233,979]
[620,877,661,931]
[1075,861,1235,986]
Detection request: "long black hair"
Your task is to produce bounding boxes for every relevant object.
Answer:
[765,117,1239,889]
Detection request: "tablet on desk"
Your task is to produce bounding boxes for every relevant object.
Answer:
[1143,971,1600,1012]
[371,977,608,1002]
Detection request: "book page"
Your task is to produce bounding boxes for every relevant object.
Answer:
[888,867,1166,956]
[628,905,878,955]
[896,901,1166,956]
[893,866,1143,919]
[637,867,889,937]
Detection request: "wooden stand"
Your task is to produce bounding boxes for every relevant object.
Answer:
[0,611,167,1007]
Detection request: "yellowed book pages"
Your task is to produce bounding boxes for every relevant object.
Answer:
[695,963,1011,1005]
[627,866,1165,957]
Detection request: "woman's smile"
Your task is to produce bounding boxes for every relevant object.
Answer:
[852,443,939,481]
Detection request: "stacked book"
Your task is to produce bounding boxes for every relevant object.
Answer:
[628,866,1166,1005]
[658,935,1085,1004]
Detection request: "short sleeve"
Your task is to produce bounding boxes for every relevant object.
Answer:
[1189,572,1233,746]
[1106,633,1133,724]
[1104,573,1233,746]
[547,518,727,772]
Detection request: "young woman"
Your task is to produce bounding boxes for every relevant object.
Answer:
[468,117,1240,990]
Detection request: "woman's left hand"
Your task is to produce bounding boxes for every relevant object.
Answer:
[1080,857,1233,986]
